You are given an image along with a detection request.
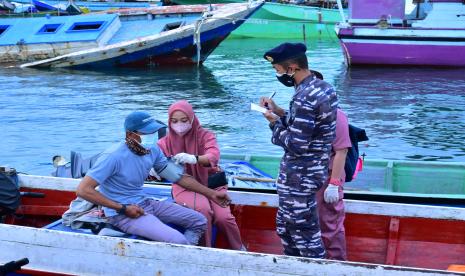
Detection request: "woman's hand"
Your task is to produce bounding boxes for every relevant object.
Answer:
[173,153,197,164]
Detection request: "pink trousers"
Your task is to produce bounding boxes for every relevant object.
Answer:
[172,184,243,249]
[316,183,347,261]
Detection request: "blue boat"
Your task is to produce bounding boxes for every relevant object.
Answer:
[31,0,65,12]
[0,2,263,67]
[13,0,158,12]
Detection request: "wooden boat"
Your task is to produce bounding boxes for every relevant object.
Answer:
[220,154,465,206]
[0,0,15,11]
[230,2,343,39]
[31,0,66,12]
[335,0,465,67]
[0,258,71,276]
[0,2,262,67]
[1,174,465,275]
[12,0,159,12]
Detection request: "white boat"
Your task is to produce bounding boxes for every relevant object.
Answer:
[1,174,465,275]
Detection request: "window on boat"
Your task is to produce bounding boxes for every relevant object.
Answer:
[37,24,62,34]
[162,21,184,32]
[68,21,105,32]
[0,25,10,36]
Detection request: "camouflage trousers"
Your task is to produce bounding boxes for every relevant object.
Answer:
[276,193,326,258]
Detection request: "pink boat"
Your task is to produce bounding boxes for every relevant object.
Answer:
[335,0,465,67]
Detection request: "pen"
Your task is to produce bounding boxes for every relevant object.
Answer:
[265,91,276,109]
[269,91,277,99]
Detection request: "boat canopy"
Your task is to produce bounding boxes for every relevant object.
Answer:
[348,0,406,24]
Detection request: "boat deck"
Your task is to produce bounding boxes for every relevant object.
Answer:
[108,15,199,45]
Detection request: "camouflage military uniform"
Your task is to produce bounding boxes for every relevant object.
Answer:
[270,74,338,258]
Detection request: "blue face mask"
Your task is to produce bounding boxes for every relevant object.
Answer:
[139,133,157,149]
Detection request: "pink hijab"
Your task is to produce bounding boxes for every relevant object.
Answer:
[157,100,220,186]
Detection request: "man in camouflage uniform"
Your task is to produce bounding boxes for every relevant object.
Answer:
[260,42,338,258]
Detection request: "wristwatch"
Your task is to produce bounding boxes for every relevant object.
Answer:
[118,204,127,215]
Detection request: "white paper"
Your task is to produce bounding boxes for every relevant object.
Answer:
[250,103,267,114]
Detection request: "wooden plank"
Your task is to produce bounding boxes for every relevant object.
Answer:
[386,217,400,265]
[16,205,68,216]
[0,224,461,276]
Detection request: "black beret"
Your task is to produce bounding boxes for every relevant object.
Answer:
[263,42,307,64]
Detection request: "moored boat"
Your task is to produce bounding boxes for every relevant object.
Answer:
[335,0,465,67]
[230,2,343,39]
[49,151,465,206]
[220,154,465,206]
[2,174,465,275]
[11,0,160,12]
[0,2,263,67]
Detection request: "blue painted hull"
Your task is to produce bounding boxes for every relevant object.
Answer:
[32,0,64,12]
[72,6,258,68]
[16,2,264,68]
[73,24,233,68]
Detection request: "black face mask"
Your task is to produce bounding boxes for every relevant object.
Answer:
[276,72,295,87]
[275,67,297,87]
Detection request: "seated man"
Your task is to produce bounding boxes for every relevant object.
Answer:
[77,111,231,245]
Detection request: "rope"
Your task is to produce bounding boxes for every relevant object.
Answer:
[193,14,207,67]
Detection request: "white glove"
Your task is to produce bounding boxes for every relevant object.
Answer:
[324,184,339,204]
[173,153,197,164]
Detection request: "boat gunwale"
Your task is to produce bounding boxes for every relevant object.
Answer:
[221,153,465,167]
[17,174,465,222]
[1,223,463,276]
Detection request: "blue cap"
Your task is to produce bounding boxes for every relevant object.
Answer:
[264,42,307,64]
[124,111,165,134]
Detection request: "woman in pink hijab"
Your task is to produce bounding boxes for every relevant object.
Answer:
[157,100,244,250]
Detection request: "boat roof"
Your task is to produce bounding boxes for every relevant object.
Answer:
[0,14,118,46]
[0,5,216,47]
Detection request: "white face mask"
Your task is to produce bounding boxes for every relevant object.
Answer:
[140,133,157,149]
[171,121,192,136]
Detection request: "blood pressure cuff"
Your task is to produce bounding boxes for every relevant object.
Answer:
[157,160,184,183]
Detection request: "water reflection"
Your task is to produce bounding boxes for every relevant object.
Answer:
[335,67,465,161]
[1,39,465,176]
[0,66,233,174]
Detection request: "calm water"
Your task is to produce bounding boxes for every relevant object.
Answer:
[1,38,465,176]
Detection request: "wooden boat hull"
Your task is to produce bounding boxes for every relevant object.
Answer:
[337,27,465,67]
[12,0,156,11]
[19,2,263,68]
[221,154,465,206]
[172,0,242,4]
[335,1,465,67]
[2,174,465,275]
[230,3,342,39]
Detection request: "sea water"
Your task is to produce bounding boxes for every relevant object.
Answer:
[1,38,464,175]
